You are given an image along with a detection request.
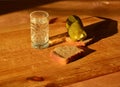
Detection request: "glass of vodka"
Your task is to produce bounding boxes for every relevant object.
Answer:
[30,11,49,49]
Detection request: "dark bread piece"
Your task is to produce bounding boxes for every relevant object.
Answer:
[50,45,84,65]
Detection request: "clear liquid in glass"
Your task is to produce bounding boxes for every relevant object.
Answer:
[30,17,49,49]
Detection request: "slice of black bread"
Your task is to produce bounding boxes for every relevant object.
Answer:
[50,45,84,65]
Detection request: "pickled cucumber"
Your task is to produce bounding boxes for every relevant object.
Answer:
[66,15,87,41]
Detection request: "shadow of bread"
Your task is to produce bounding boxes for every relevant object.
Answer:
[68,46,96,64]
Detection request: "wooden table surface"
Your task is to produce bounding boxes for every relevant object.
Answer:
[0,1,120,87]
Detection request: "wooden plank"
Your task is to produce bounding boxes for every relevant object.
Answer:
[0,14,120,87]
[65,71,120,87]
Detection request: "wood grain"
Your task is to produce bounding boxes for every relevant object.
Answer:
[0,1,120,87]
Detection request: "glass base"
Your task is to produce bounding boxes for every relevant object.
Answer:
[32,42,49,49]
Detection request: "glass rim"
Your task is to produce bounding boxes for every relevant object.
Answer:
[30,10,49,18]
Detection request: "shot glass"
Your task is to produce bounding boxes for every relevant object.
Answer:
[30,10,49,49]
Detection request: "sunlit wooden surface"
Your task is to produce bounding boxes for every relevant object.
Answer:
[0,1,120,87]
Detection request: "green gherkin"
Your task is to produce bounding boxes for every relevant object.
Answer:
[66,15,87,41]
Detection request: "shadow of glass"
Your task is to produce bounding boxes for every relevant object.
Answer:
[84,17,118,45]
[49,32,68,47]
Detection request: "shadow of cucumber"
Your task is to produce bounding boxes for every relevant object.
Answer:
[84,17,118,45]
